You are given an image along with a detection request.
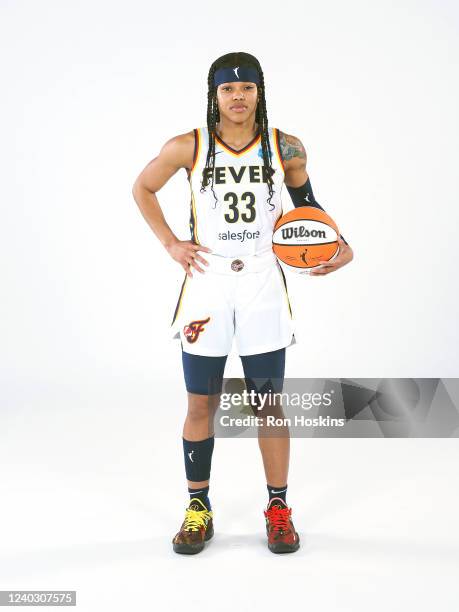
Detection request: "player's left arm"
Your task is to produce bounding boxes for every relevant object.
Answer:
[279,131,354,275]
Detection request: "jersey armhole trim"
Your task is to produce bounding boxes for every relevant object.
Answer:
[190,128,200,174]
[274,128,286,173]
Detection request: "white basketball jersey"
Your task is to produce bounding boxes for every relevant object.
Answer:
[187,126,286,257]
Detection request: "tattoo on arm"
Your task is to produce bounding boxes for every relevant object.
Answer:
[279,131,306,161]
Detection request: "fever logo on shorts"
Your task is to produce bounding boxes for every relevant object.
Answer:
[183,317,211,343]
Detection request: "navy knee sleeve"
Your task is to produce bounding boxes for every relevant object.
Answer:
[183,436,215,482]
[182,345,228,395]
[241,348,286,412]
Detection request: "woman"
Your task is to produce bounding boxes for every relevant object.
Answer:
[132,51,353,555]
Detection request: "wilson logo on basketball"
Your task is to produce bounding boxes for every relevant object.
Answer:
[183,317,211,343]
[281,226,326,240]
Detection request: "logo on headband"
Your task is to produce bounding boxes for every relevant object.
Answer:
[214,65,260,87]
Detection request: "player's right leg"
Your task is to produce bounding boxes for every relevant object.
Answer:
[172,347,227,554]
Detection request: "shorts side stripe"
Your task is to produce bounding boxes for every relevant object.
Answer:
[171,273,189,326]
[276,261,293,318]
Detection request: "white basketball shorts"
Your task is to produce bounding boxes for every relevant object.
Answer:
[170,250,297,357]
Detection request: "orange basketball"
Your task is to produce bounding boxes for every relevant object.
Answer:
[272,206,340,273]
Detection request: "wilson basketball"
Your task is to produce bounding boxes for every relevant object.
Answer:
[272,206,340,273]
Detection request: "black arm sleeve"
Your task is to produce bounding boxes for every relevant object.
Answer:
[286,177,349,246]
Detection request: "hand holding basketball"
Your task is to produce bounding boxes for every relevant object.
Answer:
[166,239,212,278]
[309,237,353,275]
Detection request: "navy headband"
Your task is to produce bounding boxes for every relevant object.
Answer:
[214,65,260,87]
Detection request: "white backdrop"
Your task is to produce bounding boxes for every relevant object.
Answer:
[1,1,458,610]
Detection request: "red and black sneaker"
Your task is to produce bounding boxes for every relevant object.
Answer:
[264,497,300,553]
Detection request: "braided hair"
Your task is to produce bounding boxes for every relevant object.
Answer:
[199,51,276,210]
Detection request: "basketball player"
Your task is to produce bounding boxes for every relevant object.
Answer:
[132,52,353,555]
